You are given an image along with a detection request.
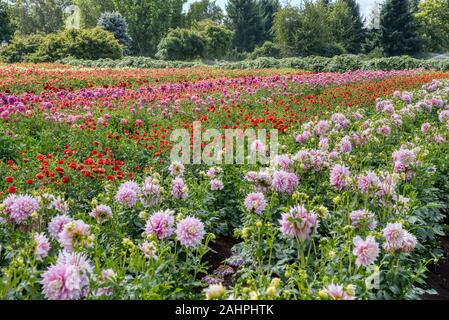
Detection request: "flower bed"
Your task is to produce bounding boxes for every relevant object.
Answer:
[1,66,449,300]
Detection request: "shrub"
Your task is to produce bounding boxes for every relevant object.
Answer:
[0,34,45,63]
[28,28,124,62]
[156,28,206,61]
[198,21,233,60]
[249,41,282,59]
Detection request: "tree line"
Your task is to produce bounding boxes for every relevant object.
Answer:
[1,0,449,62]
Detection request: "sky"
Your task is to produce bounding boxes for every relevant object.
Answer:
[185,0,380,20]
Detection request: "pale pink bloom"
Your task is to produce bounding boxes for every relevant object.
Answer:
[176,216,206,248]
[89,205,112,224]
[244,192,267,214]
[438,110,449,123]
[250,139,266,154]
[207,167,222,178]
[350,209,377,230]
[295,131,311,144]
[279,205,318,241]
[330,113,350,129]
[139,241,157,259]
[272,170,299,194]
[401,231,417,253]
[168,161,185,176]
[274,154,291,170]
[8,195,40,223]
[377,125,391,137]
[172,177,188,199]
[358,171,380,193]
[382,223,405,251]
[41,251,92,300]
[48,196,69,214]
[34,232,51,261]
[340,136,352,154]
[421,122,431,133]
[58,220,91,252]
[210,179,224,191]
[141,176,162,207]
[392,148,416,167]
[318,137,329,151]
[48,215,73,239]
[325,284,353,300]
[145,210,175,240]
[330,164,350,191]
[314,120,330,136]
[353,236,379,267]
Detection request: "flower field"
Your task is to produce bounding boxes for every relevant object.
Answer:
[1,64,449,300]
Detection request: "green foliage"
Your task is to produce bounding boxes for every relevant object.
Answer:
[0,2,15,43]
[249,41,282,59]
[114,0,186,56]
[73,0,115,27]
[380,0,422,56]
[197,20,234,60]
[226,0,263,52]
[415,0,449,52]
[60,56,199,68]
[330,0,365,54]
[185,0,223,27]
[273,2,345,57]
[9,0,68,35]
[0,28,123,63]
[156,28,205,61]
[59,54,449,72]
[258,0,280,42]
[0,33,45,63]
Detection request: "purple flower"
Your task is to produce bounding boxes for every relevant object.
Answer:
[48,215,73,239]
[176,216,206,248]
[8,195,40,223]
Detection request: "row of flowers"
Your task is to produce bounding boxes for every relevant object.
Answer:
[1,77,449,299]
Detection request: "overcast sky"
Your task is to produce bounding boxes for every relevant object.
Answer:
[185,0,381,20]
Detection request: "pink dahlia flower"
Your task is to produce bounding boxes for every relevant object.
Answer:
[176,216,206,248]
[279,205,318,241]
[352,236,379,267]
[145,210,175,240]
[244,192,267,214]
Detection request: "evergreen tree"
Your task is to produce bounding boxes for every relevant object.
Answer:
[341,0,365,53]
[380,0,422,55]
[0,2,15,43]
[226,0,263,52]
[97,12,131,54]
[258,0,280,42]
